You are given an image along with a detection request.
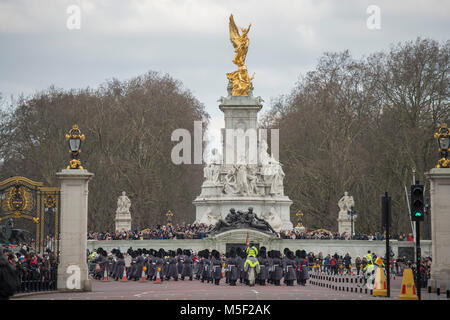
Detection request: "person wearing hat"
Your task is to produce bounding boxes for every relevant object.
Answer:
[246,240,258,258]
[176,248,184,277]
[225,248,239,286]
[201,249,211,283]
[244,245,260,287]
[195,250,203,280]
[296,250,309,286]
[211,250,223,285]
[283,249,296,286]
[181,249,193,281]
[271,251,283,286]
[257,247,269,285]
[235,247,244,284]
[166,250,178,281]
[113,252,125,281]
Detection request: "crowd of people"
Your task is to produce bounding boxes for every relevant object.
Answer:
[87,223,416,242]
[279,230,415,241]
[88,223,212,241]
[1,245,58,299]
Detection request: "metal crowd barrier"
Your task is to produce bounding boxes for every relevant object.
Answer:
[16,268,58,294]
[309,269,374,295]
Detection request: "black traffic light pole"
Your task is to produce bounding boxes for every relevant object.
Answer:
[416,219,421,300]
[411,178,424,300]
[382,192,391,297]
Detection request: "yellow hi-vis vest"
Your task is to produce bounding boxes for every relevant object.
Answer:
[366,253,373,263]
[246,246,258,257]
[244,257,261,273]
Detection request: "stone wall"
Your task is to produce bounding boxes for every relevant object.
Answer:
[87,238,431,259]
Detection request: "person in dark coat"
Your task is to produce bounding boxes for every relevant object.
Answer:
[154,250,164,282]
[296,249,309,285]
[239,249,248,285]
[257,247,269,285]
[181,249,193,280]
[94,249,108,280]
[283,249,297,286]
[176,248,184,276]
[134,250,145,281]
[146,249,156,280]
[267,250,273,284]
[166,250,178,281]
[195,250,203,280]
[210,250,223,285]
[113,252,125,281]
[201,249,211,283]
[271,251,283,286]
[236,247,243,284]
[226,248,239,286]
[0,254,16,300]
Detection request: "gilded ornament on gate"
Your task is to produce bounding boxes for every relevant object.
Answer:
[226,14,255,96]
[434,123,450,168]
[65,124,85,169]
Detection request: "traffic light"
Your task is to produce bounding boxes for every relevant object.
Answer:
[410,184,424,221]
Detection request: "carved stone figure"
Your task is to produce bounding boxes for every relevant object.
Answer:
[209,207,276,234]
[260,208,283,231]
[338,191,354,219]
[116,191,131,215]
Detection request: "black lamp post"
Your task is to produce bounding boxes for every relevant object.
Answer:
[347,206,357,240]
[434,123,450,168]
[65,124,85,169]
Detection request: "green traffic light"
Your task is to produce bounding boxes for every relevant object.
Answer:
[415,212,422,217]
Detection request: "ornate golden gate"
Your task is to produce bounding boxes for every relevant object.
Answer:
[0,176,60,254]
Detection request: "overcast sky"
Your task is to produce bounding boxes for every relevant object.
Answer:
[1,0,449,152]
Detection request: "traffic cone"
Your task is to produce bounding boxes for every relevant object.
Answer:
[373,267,387,297]
[398,268,418,300]
[102,266,109,282]
[140,266,147,282]
[121,266,128,282]
[155,267,161,284]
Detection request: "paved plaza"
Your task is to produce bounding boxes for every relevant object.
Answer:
[12,275,413,300]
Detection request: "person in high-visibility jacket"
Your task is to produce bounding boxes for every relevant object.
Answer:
[365,250,373,264]
[246,241,258,258]
[244,254,260,286]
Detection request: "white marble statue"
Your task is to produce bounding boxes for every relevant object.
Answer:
[338,191,354,218]
[203,148,222,184]
[260,207,283,231]
[259,139,271,166]
[196,209,219,225]
[269,162,285,196]
[115,191,132,232]
[116,191,131,215]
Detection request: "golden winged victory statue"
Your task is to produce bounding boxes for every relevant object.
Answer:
[226,14,255,96]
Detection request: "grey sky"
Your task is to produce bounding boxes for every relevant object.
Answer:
[1,0,449,151]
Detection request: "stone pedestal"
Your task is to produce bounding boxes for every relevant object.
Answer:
[56,169,94,291]
[193,94,293,231]
[115,214,131,232]
[337,213,355,236]
[426,168,450,292]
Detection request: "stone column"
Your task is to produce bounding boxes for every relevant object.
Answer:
[426,168,450,292]
[56,169,94,291]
